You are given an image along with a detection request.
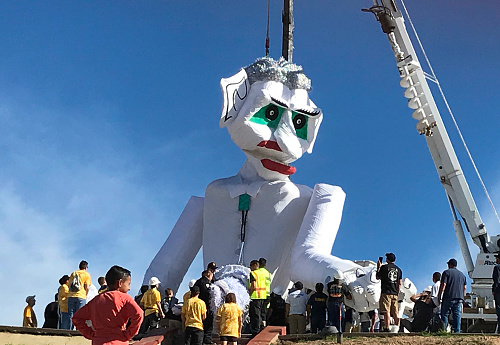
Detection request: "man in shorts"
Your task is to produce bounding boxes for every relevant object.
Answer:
[376,253,402,332]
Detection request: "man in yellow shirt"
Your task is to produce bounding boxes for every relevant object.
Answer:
[67,260,91,330]
[139,276,165,335]
[23,295,37,328]
[182,286,206,345]
[58,274,70,329]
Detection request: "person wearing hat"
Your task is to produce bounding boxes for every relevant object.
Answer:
[182,285,207,345]
[23,295,37,328]
[58,274,71,329]
[400,287,434,332]
[492,253,500,333]
[376,252,402,332]
[207,262,217,283]
[139,276,165,335]
[437,258,466,333]
[183,279,198,303]
[285,281,309,334]
[326,278,352,333]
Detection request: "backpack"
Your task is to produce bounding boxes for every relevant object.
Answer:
[69,273,81,292]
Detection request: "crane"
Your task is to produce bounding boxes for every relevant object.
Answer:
[362,0,500,307]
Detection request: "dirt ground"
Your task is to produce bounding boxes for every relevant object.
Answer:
[0,332,90,345]
[281,335,500,345]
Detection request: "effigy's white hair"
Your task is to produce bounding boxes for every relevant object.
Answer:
[244,57,312,91]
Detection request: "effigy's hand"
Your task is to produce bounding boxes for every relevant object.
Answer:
[344,265,380,312]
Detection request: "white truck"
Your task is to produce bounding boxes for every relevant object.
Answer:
[362,0,499,331]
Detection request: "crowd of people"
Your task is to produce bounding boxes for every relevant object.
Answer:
[21,252,492,343]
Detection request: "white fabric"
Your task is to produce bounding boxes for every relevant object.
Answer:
[86,284,98,303]
[143,196,204,290]
[285,290,308,315]
[144,65,383,313]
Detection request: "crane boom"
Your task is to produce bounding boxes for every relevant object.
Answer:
[363,0,498,302]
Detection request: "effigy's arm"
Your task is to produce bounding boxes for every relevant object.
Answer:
[290,183,380,311]
[290,184,358,285]
[143,196,204,292]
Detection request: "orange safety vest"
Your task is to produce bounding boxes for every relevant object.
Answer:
[249,270,267,299]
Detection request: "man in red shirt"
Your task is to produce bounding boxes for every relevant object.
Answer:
[72,265,144,345]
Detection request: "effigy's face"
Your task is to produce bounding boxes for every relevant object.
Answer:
[221,74,323,181]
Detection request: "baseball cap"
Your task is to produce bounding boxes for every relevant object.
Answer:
[190,286,200,294]
[26,295,35,303]
[149,277,161,286]
[423,286,432,292]
[207,262,218,270]
[293,281,303,290]
[385,253,396,262]
[447,258,458,266]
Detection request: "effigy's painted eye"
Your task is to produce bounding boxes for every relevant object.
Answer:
[292,112,308,140]
[293,114,306,129]
[249,103,284,129]
[265,104,279,121]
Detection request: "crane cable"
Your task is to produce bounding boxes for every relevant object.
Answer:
[265,0,270,56]
[399,0,500,227]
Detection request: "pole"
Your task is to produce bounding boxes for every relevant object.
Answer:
[282,0,293,61]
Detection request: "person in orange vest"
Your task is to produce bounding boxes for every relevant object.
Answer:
[248,260,267,336]
[258,258,272,328]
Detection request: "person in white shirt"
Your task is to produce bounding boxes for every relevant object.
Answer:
[430,272,441,313]
[285,282,309,334]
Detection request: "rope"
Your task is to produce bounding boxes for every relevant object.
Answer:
[265,0,270,56]
[400,0,500,226]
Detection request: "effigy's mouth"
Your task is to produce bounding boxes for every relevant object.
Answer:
[260,159,296,175]
[257,140,282,152]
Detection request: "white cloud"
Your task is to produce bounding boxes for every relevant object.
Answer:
[0,185,74,326]
[0,95,175,326]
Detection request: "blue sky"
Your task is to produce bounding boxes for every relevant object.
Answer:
[0,1,499,326]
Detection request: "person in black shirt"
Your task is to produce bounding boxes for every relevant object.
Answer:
[194,270,214,344]
[307,283,328,333]
[400,288,433,332]
[376,253,402,331]
[326,278,351,333]
[162,288,180,320]
[42,294,59,329]
[266,288,287,327]
[492,253,500,333]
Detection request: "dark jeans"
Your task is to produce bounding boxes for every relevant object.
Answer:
[495,294,500,333]
[261,298,270,323]
[202,311,214,344]
[67,297,86,330]
[310,316,326,333]
[139,312,160,334]
[185,326,204,345]
[440,298,462,333]
[249,299,266,336]
[400,318,412,332]
[327,301,344,333]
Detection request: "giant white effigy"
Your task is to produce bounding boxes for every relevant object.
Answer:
[143,57,405,312]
